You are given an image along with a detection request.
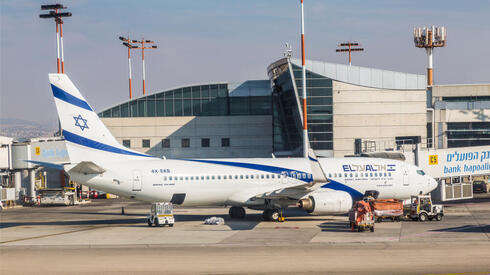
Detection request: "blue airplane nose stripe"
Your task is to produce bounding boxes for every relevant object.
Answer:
[182,159,313,183]
[51,84,93,111]
[321,180,364,200]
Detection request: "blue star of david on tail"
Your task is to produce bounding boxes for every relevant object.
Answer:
[73,114,89,131]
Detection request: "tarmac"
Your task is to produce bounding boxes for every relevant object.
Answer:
[1,194,489,274]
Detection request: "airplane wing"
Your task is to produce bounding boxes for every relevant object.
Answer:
[24,160,65,170]
[226,181,324,205]
[68,161,106,175]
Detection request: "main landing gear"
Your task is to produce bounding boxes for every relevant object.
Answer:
[262,209,285,222]
[229,206,246,219]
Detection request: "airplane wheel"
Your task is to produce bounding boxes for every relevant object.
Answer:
[268,209,280,222]
[229,206,246,219]
[169,224,174,227]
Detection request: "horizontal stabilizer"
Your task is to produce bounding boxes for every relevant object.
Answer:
[69,161,106,175]
[24,160,64,170]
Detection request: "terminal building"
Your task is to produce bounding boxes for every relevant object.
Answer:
[98,57,434,158]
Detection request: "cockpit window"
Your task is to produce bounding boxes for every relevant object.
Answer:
[417,170,426,176]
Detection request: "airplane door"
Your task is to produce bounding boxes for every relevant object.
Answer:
[132,170,142,191]
[402,167,409,187]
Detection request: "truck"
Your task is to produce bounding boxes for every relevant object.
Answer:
[370,199,403,222]
[147,202,175,227]
[409,195,443,222]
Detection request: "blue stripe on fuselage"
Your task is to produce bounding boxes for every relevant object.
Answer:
[183,159,312,183]
[321,179,364,200]
[63,130,153,158]
[51,84,93,111]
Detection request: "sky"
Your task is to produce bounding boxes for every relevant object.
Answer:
[1,0,489,127]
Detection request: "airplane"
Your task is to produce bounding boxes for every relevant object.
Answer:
[45,73,438,222]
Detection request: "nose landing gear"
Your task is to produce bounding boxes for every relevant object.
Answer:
[262,209,285,222]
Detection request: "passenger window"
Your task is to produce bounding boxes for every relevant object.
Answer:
[338,174,342,178]
[355,173,358,177]
[350,173,353,177]
[370,173,373,177]
[234,175,238,179]
[185,177,188,180]
[229,175,232,179]
[240,175,244,179]
[384,173,387,177]
[190,176,194,180]
[266,174,270,179]
[217,175,221,180]
[179,176,183,180]
[223,175,227,180]
[212,176,215,180]
[163,176,167,181]
[200,176,204,180]
[169,176,172,180]
[206,176,210,180]
[389,172,392,177]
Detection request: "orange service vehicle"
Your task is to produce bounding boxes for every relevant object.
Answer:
[370,199,404,222]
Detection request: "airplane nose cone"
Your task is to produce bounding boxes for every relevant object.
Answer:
[429,178,438,192]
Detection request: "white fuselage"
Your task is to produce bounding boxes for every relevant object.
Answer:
[69,156,437,207]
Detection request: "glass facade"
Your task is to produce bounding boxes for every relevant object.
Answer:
[447,122,490,148]
[269,60,333,156]
[99,83,272,118]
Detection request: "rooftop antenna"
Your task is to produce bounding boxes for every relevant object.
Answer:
[300,0,308,159]
[413,26,446,86]
[336,42,364,66]
[284,43,292,59]
[40,4,72,73]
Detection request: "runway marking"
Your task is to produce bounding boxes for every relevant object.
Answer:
[425,272,490,275]
[0,226,107,245]
[390,224,489,242]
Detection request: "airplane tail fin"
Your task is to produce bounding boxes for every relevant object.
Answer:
[49,74,151,164]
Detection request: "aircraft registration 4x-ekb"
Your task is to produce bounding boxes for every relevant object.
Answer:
[34,73,438,222]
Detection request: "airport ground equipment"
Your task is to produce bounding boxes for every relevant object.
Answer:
[409,195,443,222]
[147,202,174,227]
[349,199,375,232]
[370,199,403,222]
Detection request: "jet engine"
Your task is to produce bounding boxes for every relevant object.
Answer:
[298,190,353,214]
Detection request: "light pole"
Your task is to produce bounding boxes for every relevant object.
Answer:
[336,42,364,66]
[40,4,72,74]
[300,0,308,159]
[131,39,158,95]
[413,26,446,86]
[119,36,138,99]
